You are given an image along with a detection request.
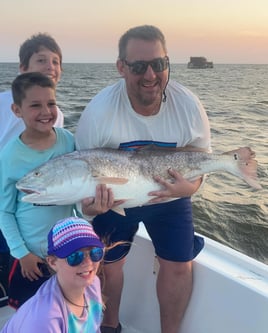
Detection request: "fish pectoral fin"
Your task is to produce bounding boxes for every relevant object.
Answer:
[111,207,126,216]
[96,177,128,185]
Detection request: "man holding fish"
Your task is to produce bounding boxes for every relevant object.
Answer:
[75,25,211,333]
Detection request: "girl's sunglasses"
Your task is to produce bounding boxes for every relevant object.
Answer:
[124,56,169,75]
[66,247,104,266]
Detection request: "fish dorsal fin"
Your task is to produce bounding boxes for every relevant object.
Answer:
[134,144,207,153]
[173,145,208,153]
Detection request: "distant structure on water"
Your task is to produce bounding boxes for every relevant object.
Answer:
[187,56,213,69]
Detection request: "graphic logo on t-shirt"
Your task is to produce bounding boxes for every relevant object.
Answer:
[119,140,177,151]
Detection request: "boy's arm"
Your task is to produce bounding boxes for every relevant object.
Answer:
[0,210,30,260]
[0,160,30,259]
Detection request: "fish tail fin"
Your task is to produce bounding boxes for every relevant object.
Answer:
[224,147,262,189]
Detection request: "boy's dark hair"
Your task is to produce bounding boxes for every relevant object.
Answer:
[12,72,55,106]
[118,25,167,60]
[19,33,62,69]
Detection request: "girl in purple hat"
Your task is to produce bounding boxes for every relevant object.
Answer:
[1,217,105,333]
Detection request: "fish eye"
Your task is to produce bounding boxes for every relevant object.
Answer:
[34,171,41,176]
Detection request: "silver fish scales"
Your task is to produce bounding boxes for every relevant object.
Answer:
[16,146,262,210]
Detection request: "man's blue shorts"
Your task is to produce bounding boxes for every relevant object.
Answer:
[92,197,204,263]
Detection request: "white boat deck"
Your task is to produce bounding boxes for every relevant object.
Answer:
[1,224,268,332]
[0,305,15,330]
[120,225,268,333]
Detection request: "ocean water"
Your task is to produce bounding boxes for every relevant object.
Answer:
[0,63,267,263]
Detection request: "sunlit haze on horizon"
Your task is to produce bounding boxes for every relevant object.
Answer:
[1,0,268,64]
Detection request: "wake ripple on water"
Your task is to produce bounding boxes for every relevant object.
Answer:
[193,197,268,264]
[193,164,268,264]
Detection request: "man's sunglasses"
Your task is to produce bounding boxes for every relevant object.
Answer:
[66,247,104,266]
[123,56,169,75]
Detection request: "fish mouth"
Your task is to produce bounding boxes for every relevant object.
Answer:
[16,185,44,198]
[20,189,40,195]
[20,191,44,204]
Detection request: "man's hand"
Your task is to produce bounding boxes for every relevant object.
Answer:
[148,169,202,204]
[81,184,125,217]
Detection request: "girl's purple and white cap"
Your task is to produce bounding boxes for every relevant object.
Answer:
[47,217,104,258]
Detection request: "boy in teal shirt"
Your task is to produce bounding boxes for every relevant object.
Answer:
[0,72,75,309]
[0,32,64,305]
